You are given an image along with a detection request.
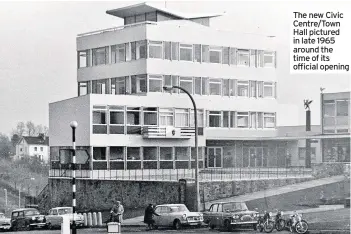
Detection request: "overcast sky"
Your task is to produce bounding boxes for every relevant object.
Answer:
[0,0,349,135]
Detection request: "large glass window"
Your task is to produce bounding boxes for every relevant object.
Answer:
[113,76,129,95]
[159,108,174,126]
[127,147,140,160]
[126,107,141,134]
[229,80,236,96]
[179,77,193,94]
[264,51,275,67]
[143,147,157,160]
[164,41,171,60]
[191,147,204,160]
[194,44,201,62]
[179,44,193,61]
[149,41,163,59]
[171,42,179,60]
[230,111,235,128]
[125,16,135,25]
[263,82,274,97]
[92,47,108,66]
[148,75,163,92]
[223,111,229,127]
[109,106,125,134]
[111,44,125,63]
[202,45,209,63]
[264,113,275,128]
[78,50,90,68]
[237,112,249,128]
[136,40,147,59]
[229,48,237,65]
[175,147,189,161]
[131,75,147,94]
[92,79,108,94]
[209,78,221,95]
[258,112,263,128]
[336,100,349,116]
[209,46,222,63]
[93,106,107,134]
[160,147,173,160]
[146,12,157,21]
[250,50,257,67]
[237,80,249,97]
[250,81,257,97]
[93,147,106,160]
[222,47,230,65]
[190,109,204,127]
[175,108,189,127]
[194,77,202,95]
[250,112,257,128]
[237,49,250,66]
[222,79,230,96]
[110,147,124,160]
[209,111,221,127]
[324,100,335,117]
[135,14,146,23]
[202,78,209,95]
[257,81,264,98]
[143,107,157,126]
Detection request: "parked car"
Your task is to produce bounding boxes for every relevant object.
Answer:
[10,208,46,231]
[153,204,203,230]
[0,213,11,231]
[203,202,259,231]
[45,207,84,229]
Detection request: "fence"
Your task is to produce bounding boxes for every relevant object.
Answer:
[49,166,312,182]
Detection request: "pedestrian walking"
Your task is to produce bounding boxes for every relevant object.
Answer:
[144,204,160,230]
[110,201,124,223]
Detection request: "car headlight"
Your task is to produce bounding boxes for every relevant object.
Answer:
[233,215,240,219]
[182,214,187,220]
[32,217,36,220]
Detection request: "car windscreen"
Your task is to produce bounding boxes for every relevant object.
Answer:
[223,203,248,212]
[170,205,189,213]
[25,210,40,216]
[58,208,73,215]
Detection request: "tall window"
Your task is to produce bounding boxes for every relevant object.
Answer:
[110,147,124,160]
[223,111,229,127]
[237,49,250,66]
[257,112,263,128]
[250,112,257,128]
[194,77,202,95]
[250,81,257,97]
[179,77,193,94]
[230,111,236,128]
[111,44,125,63]
[209,78,221,95]
[222,47,230,65]
[143,147,157,161]
[194,44,201,62]
[149,41,163,58]
[92,79,108,94]
[264,113,275,128]
[190,109,204,127]
[171,42,179,60]
[179,44,193,61]
[92,47,108,66]
[264,51,275,67]
[159,108,174,126]
[131,75,147,94]
[237,112,249,128]
[237,80,249,97]
[209,46,222,63]
[148,75,163,92]
[160,147,173,160]
[202,45,209,63]
[136,40,147,59]
[163,41,171,60]
[229,80,236,96]
[175,109,189,127]
[250,50,257,67]
[263,82,274,97]
[127,147,140,160]
[208,111,221,127]
[113,76,129,95]
[93,147,106,160]
[109,106,125,134]
[78,50,90,68]
[222,79,230,96]
[257,81,264,98]
[78,82,89,96]
[93,106,107,134]
[143,107,158,126]
[202,78,209,95]
[126,107,141,134]
[175,147,189,161]
[336,100,349,116]
[229,48,237,65]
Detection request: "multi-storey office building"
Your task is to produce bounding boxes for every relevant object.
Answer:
[49,3,282,174]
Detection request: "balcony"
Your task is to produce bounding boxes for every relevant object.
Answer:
[142,126,195,139]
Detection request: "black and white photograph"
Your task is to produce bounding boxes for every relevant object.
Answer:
[0,1,350,233]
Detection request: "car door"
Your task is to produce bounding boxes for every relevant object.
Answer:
[11,212,18,229]
[51,209,60,227]
[217,204,224,226]
[206,204,218,226]
[17,211,25,229]
[153,206,164,226]
[163,207,173,227]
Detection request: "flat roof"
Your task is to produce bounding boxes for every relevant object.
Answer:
[207,134,351,141]
[106,2,223,19]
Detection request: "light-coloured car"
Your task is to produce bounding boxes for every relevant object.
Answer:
[153,204,203,230]
[0,213,11,231]
[45,207,84,229]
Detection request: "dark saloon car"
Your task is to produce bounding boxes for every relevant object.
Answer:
[203,202,259,231]
[11,208,46,231]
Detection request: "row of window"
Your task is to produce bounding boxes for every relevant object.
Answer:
[79,75,276,98]
[92,105,276,134]
[78,40,276,68]
[323,99,349,117]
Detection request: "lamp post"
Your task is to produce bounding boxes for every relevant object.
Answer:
[70,121,78,234]
[163,86,200,212]
[4,189,7,207]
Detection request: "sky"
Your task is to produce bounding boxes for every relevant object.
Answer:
[0,0,350,135]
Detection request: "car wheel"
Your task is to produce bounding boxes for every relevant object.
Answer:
[224,219,233,231]
[24,223,31,231]
[209,221,215,230]
[173,219,181,230]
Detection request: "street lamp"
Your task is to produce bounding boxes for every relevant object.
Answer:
[163,86,200,212]
[4,189,7,207]
[70,121,78,234]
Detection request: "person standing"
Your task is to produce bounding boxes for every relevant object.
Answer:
[110,201,124,223]
[144,204,160,230]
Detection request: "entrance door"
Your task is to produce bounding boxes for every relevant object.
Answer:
[208,147,222,168]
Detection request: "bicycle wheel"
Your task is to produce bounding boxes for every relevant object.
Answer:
[276,219,286,231]
[295,220,308,234]
[264,220,274,233]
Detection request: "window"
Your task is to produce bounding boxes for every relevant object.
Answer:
[237,80,249,97]
[202,45,209,63]
[190,109,204,127]
[179,44,193,61]
[92,79,108,94]
[146,12,157,21]
[34,147,37,151]
[208,111,221,127]
[237,112,249,128]
[149,41,163,58]
[143,107,157,126]
[257,112,263,128]
[191,147,204,160]
[40,147,43,151]
[209,46,222,63]
[172,76,179,93]
[209,78,221,95]
[264,113,275,128]
[263,82,274,97]
[175,147,189,160]
[257,81,264,98]
[336,100,349,116]
[324,100,335,117]
[110,147,124,160]
[175,108,189,127]
[299,147,316,159]
[194,77,202,95]
[131,75,147,94]
[264,51,275,67]
[20,148,23,152]
[109,106,125,134]
[229,80,236,96]
[202,78,209,95]
[256,50,264,67]
[92,47,108,66]
[135,14,146,23]
[194,44,201,62]
[179,77,193,94]
[250,112,257,128]
[237,49,250,66]
[171,42,179,60]
[223,111,229,127]
[125,16,135,25]
[112,76,129,95]
[230,111,236,128]
[131,42,136,60]
[136,40,147,59]
[78,50,90,68]
[250,50,256,67]
[78,82,89,96]
[127,147,140,160]
[143,147,157,160]
[222,79,230,96]
[163,41,171,60]
[111,44,125,63]
[222,47,230,64]
[250,81,257,97]
[160,147,173,160]
[93,106,107,134]
[229,48,237,65]
[159,108,174,126]
[126,107,141,134]
[93,147,106,160]
[148,75,163,92]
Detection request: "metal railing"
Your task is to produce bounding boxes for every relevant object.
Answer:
[142,126,195,138]
[49,166,312,182]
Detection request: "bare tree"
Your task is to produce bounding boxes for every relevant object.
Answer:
[26,121,36,136]
[15,122,26,136]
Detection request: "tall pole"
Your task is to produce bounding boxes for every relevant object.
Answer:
[18,187,20,208]
[304,100,312,168]
[70,121,78,234]
[4,189,7,207]
[172,86,200,212]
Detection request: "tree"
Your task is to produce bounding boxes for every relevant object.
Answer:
[11,134,20,147]
[0,134,12,159]
[26,121,36,136]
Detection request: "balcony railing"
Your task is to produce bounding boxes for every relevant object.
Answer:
[142,126,195,139]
